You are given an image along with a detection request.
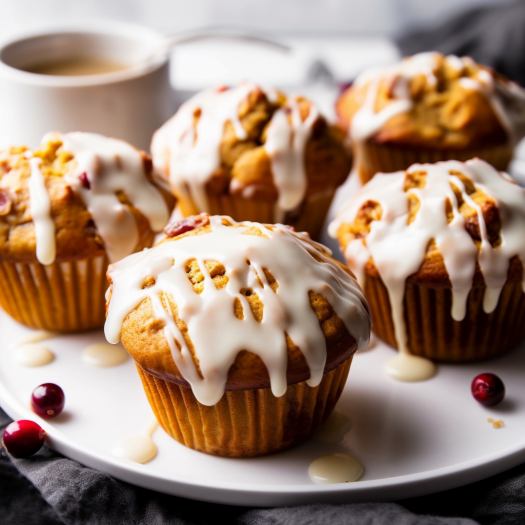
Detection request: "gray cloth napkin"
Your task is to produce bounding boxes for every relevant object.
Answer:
[0,406,498,525]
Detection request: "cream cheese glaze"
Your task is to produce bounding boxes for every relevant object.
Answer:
[59,132,169,262]
[150,84,319,218]
[329,159,525,365]
[105,216,370,406]
[350,52,525,145]
[29,158,56,265]
[29,132,169,265]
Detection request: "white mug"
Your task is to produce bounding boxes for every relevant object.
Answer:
[0,21,173,152]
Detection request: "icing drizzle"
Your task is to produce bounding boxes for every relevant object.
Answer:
[105,216,370,406]
[29,158,56,265]
[151,84,318,217]
[350,52,525,145]
[329,159,525,358]
[59,132,169,262]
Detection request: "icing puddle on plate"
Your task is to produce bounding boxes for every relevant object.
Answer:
[112,419,160,464]
[309,453,364,484]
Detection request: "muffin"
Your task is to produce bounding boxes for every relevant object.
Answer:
[0,132,175,332]
[329,158,525,363]
[336,52,525,183]
[151,83,352,239]
[105,214,370,457]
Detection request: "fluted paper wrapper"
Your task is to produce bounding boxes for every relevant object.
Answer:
[0,255,109,332]
[364,272,525,362]
[137,356,352,458]
[357,141,513,184]
[177,188,337,240]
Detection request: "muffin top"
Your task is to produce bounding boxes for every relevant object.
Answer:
[336,52,525,149]
[105,214,370,406]
[151,83,351,214]
[329,159,525,334]
[0,132,174,264]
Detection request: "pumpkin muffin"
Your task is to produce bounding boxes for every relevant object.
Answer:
[105,214,370,457]
[151,84,352,239]
[337,52,525,183]
[330,158,525,363]
[0,132,175,331]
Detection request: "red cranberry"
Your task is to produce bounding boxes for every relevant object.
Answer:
[3,420,46,458]
[164,214,209,237]
[471,373,505,407]
[0,189,12,216]
[31,383,65,419]
[78,172,91,190]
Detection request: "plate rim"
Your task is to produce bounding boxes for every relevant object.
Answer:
[1,360,524,507]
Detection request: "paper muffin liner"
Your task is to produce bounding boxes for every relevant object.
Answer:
[177,188,337,240]
[363,272,525,362]
[0,255,109,332]
[356,141,514,184]
[136,356,352,458]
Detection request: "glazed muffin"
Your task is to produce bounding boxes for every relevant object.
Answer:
[105,214,370,457]
[0,132,175,332]
[329,158,525,364]
[151,84,352,239]
[336,52,525,183]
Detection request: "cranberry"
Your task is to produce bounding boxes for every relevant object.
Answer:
[471,373,505,407]
[3,420,46,458]
[164,214,209,237]
[31,383,65,419]
[78,172,91,190]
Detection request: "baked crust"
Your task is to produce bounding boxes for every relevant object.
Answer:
[0,139,175,263]
[114,219,360,390]
[336,54,510,149]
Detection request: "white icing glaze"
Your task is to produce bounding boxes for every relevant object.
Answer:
[308,453,364,484]
[312,410,353,445]
[54,132,169,263]
[330,159,525,379]
[264,101,318,211]
[151,84,318,217]
[350,52,525,145]
[105,216,370,406]
[112,419,159,464]
[81,343,128,367]
[385,354,436,382]
[13,344,54,367]
[28,158,56,265]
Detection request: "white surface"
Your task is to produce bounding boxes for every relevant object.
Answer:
[0,311,524,506]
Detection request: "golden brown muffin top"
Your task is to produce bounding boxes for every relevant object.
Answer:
[106,215,370,406]
[0,133,175,264]
[336,53,525,149]
[330,159,525,294]
[151,84,351,212]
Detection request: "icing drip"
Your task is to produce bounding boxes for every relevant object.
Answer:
[264,101,318,211]
[13,344,54,367]
[151,85,319,218]
[308,453,364,484]
[329,159,525,367]
[58,132,169,263]
[29,158,56,265]
[151,85,254,212]
[112,419,159,464]
[350,52,525,144]
[105,216,370,406]
[81,343,128,367]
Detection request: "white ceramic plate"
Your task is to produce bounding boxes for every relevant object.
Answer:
[0,310,524,507]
